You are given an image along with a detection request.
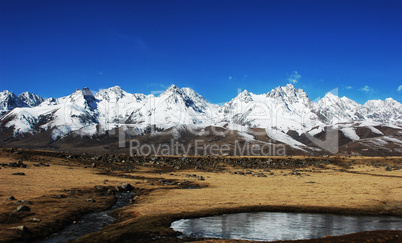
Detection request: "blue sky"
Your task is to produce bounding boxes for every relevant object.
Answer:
[1,0,401,104]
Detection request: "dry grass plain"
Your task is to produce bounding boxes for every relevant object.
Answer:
[0,149,401,242]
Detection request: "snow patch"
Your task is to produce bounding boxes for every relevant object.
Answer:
[51,126,71,140]
[265,128,306,151]
[341,127,360,141]
[366,126,384,135]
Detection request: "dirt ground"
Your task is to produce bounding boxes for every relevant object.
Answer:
[0,149,401,242]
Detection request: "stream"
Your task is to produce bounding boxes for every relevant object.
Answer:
[38,191,135,243]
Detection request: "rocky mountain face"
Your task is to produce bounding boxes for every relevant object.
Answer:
[0,90,45,117]
[1,84,401,155]
[18,92,45,107]
[0,91,28,116]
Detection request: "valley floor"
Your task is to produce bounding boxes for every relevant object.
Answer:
[0,149,401,242]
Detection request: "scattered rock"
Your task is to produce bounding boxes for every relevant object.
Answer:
[95,185,106,191]
[91,163,96,168]
[11,172,25,176]
[10,225,28,232]
[4,160,27,168]
[58,194,66,198]
[86,198,96,202]
[27,217,41,222]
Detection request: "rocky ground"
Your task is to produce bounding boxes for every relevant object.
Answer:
[0,148,401,242]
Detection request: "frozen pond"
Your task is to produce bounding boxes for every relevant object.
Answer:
[171,212,402,241]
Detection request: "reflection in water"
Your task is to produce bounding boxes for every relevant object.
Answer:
[171,212,402,241]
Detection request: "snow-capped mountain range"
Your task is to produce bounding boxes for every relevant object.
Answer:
[1,84,401,155]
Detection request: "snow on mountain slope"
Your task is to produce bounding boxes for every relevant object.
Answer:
[3,88,99,139]
[129,85,220,129]
[341,127,360,141]
[314,92,366,124]
[95,86,149,132]
[49,88,98,130]
[18,92,44,107]
[222,84,322,134]
[357,121,384,135]
[265,128,308,151]
[4,105,57,134]
[363,98,402,126]
[226,123,255,141]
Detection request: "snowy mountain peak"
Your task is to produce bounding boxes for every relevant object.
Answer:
[104,85,124,94]
[165,84,180,93]
[323,91,338,99]
[267,84,294,97]
[236,90,253,102]
[266,84,311,106]
[181,87,208,102]
[0,90,28,116]
[67,87,97,111]
[71,87,95,98]
[284,83,297,91]
[0,90,12,97]
[95,86,127,101]
[18,92,44,107]
[384,97,400,105]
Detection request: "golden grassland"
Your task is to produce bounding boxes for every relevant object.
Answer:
[0,150,401,242]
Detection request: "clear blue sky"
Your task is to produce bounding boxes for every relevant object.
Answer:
[1,0,401,104]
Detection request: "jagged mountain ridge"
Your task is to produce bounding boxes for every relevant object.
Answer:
[18,92,45,107]
[0,90,45,117]
[0,84,401,155]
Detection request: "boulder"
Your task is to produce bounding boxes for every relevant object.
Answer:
[15,205,30,212]
[120,183,134,191]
